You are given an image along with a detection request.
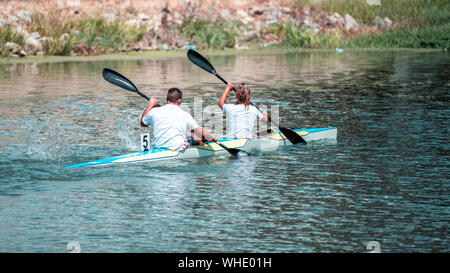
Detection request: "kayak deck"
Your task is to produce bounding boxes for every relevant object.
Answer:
[64,127,337,168]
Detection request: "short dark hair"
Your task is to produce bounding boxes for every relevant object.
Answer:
[167,88,182,103]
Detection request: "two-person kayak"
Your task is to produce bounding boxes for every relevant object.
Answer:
[64,127,337,168]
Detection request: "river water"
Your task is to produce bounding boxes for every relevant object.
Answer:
[0,50,448,252]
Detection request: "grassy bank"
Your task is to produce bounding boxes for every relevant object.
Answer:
[342,22,449,49]
[180,18,238,49]
[1,15,146,57]
[268,22,341,48]
[0,0,448,60]
[179,0,450,50]
[28,14,146,55]
[0,25,26,55]
[319,0,448,24]
[316,0,450,49]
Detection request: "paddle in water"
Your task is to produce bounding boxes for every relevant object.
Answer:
[212,141,241,157]
[187,49,306,145]
[102,68,241,157]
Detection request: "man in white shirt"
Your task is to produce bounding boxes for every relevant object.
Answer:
[140,88,217,150]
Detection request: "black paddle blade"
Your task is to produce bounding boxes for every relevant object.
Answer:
[280,127,307,145]
[225,148,241,157]
[215,141,241,157]
[187,49,216,74]
[102,68,139,93]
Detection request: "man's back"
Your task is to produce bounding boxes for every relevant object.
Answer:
[142,104,199,150]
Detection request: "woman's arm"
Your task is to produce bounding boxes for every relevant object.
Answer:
[140,97,159,127]
[218,83,233,109]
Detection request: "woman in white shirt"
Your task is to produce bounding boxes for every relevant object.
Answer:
[218,83,268,138]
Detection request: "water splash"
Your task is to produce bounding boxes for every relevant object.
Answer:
[116,114,143,152]
[24,118,75,161]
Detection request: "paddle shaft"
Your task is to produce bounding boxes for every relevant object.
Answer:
[138,90,161,107]
[137,90,151,101]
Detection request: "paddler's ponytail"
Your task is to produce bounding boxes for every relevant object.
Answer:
[236,83,251,107]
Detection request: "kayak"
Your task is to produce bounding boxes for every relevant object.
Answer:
[64,127,337,168]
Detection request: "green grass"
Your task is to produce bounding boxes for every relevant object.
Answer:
[0,26,26,56]
[75,17,146,52]
[181,18,238,49]
[269,22,341,48]
[297,0,450,49]
[289,0,315,7]
[42,37,74,56]
[318,0,449,24]
[28,12,71,39]
[342,22,450,49]
[27,12,75,55]
[26,13,145,55]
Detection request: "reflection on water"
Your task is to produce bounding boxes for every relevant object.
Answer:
[0,51,448,252]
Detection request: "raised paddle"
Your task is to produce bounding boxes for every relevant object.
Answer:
[102,68,242,157]
[102,68,155,102]
[187,49,307,145]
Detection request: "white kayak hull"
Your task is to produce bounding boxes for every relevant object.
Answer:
[64,127,337,168]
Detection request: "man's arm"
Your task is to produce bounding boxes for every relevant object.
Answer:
[218,83,233,109]
[193,127,217,143]
[140,97,159,127]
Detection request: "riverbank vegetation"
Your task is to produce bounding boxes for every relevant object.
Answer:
[318,0,450,49]
[269,21,341,48]
[180,18,238,49]
[0,0,448,59]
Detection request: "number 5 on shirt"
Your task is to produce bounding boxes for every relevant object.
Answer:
[141,133,150,151]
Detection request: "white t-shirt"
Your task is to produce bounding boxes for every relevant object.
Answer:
[222,104,264,138]
[142,104,199,150]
